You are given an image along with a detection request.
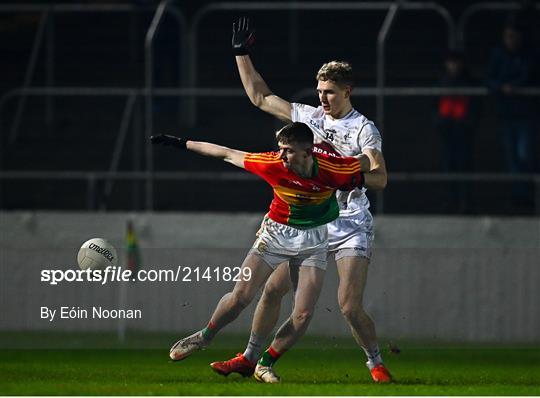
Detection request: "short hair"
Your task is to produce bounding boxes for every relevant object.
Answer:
[276,122,313,147]
[316,61,353,87]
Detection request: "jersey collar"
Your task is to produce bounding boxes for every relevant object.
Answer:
[325,107,355,121]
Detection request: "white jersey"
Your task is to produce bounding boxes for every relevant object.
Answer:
[291,103,383,217]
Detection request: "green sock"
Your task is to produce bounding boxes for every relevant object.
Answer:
[258,347,282,366]
[201,322,216,341]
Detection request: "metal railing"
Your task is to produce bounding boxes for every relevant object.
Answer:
[187,1,456,129]
[1,170,539,214]
[291,86,540,101]
[4,8,49,144]
[145,0,174,212]
[102,93,137,209]
[0,86,247,210]
[2,85,540,212]
[3,2,540,214]
[0,3,187,144]
[377,2,401,133]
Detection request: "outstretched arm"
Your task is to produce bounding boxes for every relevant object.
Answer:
[187,141,246,168]
[151,134,246,169]
[233,17,292,122]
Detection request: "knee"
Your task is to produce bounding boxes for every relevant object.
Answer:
[339,296,365,322]
[262,281,290,303]
[292,309,314,328]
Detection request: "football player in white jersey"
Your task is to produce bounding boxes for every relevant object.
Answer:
[210,17,390,383]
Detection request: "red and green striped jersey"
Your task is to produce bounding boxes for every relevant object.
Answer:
[244,149,363,228]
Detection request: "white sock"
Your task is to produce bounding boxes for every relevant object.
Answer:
[243,331,265,363]
[363,345,383,369]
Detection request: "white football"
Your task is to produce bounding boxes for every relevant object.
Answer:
[77,238,118,270]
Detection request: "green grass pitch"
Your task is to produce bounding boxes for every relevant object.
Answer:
[1,334,539,395]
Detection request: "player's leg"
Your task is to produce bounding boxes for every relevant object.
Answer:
[170,253,274,361]
[210,262,292,376]
[328,214,391,383]
[270,265,324,351]
[245,262,292,360]
[336,255,376,351]
[255,264,325,383]
[208,254,275,330]
[336,253,391,382]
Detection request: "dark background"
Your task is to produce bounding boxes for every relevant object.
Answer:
[0,0,538,214]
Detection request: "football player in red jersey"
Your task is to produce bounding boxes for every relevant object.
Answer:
[212,17,391,384]
[152,122,370,383]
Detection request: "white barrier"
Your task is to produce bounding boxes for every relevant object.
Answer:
[0,211,538,342]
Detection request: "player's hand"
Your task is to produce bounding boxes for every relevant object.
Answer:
[150,134,187,149]
[232,17,255,55]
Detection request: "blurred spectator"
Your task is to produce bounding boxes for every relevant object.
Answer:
[486,17,539,174]
[434,50,479,212]
[487,12,539,208]
[436,51,478,172]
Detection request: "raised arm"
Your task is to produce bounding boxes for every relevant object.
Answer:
[233,17,292,122]
[150,134,246,169]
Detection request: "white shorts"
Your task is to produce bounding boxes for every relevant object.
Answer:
[249,218,328,270]
[327,211,374,260]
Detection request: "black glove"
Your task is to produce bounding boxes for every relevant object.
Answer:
[150,134,187,149]
[232,17,255,55]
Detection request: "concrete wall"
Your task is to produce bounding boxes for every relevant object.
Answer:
[0,211,538,342]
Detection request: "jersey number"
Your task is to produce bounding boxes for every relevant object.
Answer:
[324,132,335,141]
